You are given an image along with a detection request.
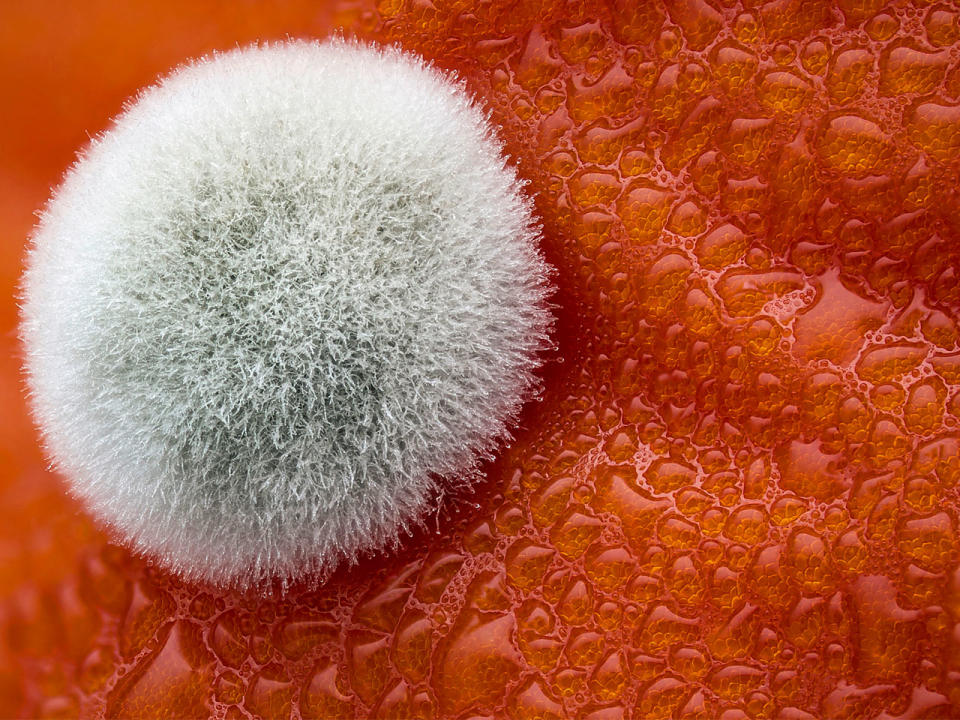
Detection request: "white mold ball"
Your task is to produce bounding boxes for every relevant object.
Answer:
[20,40,553,589]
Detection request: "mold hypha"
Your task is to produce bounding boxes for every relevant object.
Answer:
[20,40,553,589]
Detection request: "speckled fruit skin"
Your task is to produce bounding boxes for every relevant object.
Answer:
[2,1,960,718]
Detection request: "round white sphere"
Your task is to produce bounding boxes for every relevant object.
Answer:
[20,40,552,589]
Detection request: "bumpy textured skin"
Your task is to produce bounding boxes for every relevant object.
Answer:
[2,0,960,719]
[19,40,553,589]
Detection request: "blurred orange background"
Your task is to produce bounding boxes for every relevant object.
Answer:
[2,1,960,718]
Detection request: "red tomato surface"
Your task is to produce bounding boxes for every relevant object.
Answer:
[2,1,960,718]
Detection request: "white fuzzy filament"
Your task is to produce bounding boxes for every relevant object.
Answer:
[20,40,553,590]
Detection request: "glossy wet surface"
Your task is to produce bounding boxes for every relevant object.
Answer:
[1,0,960,718]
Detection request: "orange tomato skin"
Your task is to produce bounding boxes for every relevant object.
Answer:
[2,1,960,718]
